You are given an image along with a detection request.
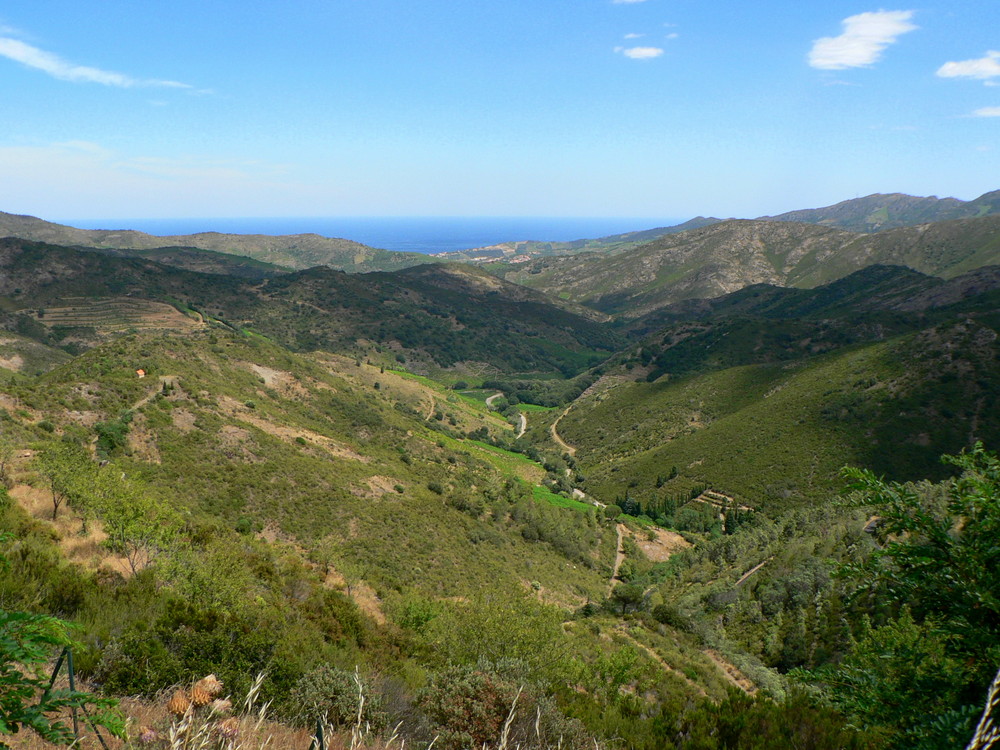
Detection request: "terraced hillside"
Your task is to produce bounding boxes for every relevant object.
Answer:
[0,237,622,377]
[30,297,203,335]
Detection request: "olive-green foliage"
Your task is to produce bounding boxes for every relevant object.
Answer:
[94,412,132,458]
[288,665,387,730]
[416,663,590,750]
[810,444,1000,748]
[0,532,124,748]
[674,688,878,750]
[88,466,181,574]
[423,590,566,680]
[33,439,90,521]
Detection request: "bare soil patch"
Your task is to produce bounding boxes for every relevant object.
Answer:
[704,649,756,694]
[349,580,387,625]
[217,395,369,463]
[8,482,132,576]
[634,527,690,563]
[351,474,403,499]
[126,412,162,464]
[0,353,24,371]
[171,408,197,432]
[247,363,311,399]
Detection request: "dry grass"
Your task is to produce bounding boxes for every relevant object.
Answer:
[7,668,603,750]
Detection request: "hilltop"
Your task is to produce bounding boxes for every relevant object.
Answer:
[0,211,427,272]
[0,237,621,377]
[433,217,723,263]
[763,188,1000,233]
[498,214,1000,317]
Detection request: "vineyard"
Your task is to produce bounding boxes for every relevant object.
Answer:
[31,298,203,335]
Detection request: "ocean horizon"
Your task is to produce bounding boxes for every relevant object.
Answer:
[58,216,687,255]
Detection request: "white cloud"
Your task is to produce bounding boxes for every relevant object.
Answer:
[665,32,679,40]
[624,33,644,39]
[937,51,1000,81]
[972,106,1000,117]
[617,46,664,60]
[0,35,190,88]
[0,140,304,217]
[808,10,917,70]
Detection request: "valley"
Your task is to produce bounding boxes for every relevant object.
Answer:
[4,193,1000,749]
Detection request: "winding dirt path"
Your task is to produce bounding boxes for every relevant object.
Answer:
[617,629,707,697]
[550,406,576,456]
[485,392,503,408]
[734,557,772,587]
[515,412,527,439]
[130,375,178,412]
[607,523,627,596]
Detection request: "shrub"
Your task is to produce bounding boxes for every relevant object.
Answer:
[288,665,387,730]
[417,664,589,750]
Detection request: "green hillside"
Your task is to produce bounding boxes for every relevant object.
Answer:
[0,210,428,272]
[499,215,1000,317]
[6,222,1000,748]
[1,328,824,750]
[763,189,1000,232]
[0,237,622,377]
[560,319,1000,508]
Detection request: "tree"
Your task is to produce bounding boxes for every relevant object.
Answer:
[0,536,124,747]
[89,467,180,574]
[841,442,1000,653]
[0,436,14,487]
[610,583,644,615]
[815,443,1000,748]
[34,440,89,521]
[424,590,565,679]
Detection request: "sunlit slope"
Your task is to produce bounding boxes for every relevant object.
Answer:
[558,320,1000,508]
[501,215,1000,317]
[8,330,616,603]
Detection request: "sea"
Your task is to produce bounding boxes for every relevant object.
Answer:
[61,216,686,255]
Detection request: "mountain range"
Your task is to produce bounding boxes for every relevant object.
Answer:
[4,189,1000,748]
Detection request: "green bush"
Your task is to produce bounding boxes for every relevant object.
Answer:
[417,664,589,750]
[287,665,387,730]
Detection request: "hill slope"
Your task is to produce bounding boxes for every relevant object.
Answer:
[0,237,622,376]
[763,189,1000,232]
[500,215,1000,317]
[0,210,427,272]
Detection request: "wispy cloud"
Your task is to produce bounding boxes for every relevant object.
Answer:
[808,10,917,70]
[972,106,1000,117]
[616,46,664,60]
[624,33,644,40]
[937,51,1000,82]
[0,140,303,217]
[0,35,191,88]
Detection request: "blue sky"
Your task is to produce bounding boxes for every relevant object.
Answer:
[0,1,998,221]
